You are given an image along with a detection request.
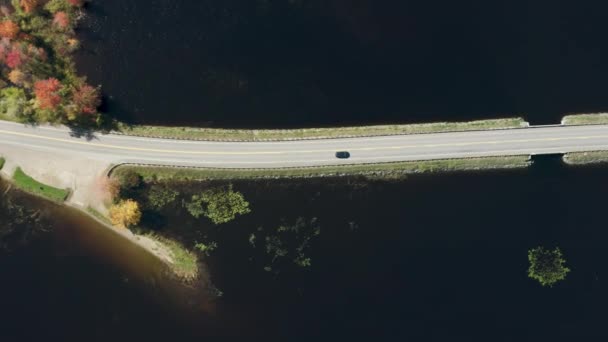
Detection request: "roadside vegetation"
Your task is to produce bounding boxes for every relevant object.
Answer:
[528,246,570,287]
[115,117,528,141]
[12,166,69,201]
[0,156,5,170]
[111,156,532,182]
[100,170,227,280]
[0,0,101,128]
[563,151,608,165]
[562,113,608,125]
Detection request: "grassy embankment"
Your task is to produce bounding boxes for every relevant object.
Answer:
[562,113,608,125]
[12,167,69,202]
[0,157,5,170]
[143,233,198,280]
[561,114,608,165]
[563,151,608,165]
[115,117,528,141]
[112,156,532,181]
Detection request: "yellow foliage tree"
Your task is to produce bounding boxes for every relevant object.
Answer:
[8,69,27,86]
[109,199,141,228]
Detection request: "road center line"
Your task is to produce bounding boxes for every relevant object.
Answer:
[2,129,608,155]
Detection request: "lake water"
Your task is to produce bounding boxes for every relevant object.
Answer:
[76,0,608,127]
[3,158,608,341]
[4,0,608,340]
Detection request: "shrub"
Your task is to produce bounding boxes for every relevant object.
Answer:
[185,185,251,224]
[148,185,178,209]
[0,86,29,119]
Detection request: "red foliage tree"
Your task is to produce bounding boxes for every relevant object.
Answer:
[0,20,19,39]
[5,48,23,68]
[73,84,101,114]
[68,0,84,7]
[53,12,69,29]
[34,78,62,110]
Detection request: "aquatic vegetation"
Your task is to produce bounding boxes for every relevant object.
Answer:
[528,246,570,287]
[184,184,251,224]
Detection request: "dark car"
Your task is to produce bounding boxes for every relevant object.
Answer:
[335,151,350,159]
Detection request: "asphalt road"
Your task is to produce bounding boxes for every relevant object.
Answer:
[2,120,608,168]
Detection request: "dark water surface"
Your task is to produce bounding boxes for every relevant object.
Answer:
[5,1,608,340]
[3,159,608,341]
[77,0,608,127]
[0,182,216,341]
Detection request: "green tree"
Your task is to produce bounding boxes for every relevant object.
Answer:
[528,246,570,287]
[148,185,178,209]
[185,185,250,224]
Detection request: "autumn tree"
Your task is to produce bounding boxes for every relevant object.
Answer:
[5,48,23,68]
[109,199,142,228]
[0,5,13,17]
[21,0,40,13]
[72,84,100,114]
[53,11,69,29]
[8,69,28,86]
[0,20,19,39]
[34,78,62,110]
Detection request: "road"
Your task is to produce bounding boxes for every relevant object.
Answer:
[2,120,608,168]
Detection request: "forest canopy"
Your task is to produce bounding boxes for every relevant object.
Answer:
[0,0,101,126]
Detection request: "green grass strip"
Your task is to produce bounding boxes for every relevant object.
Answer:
[115,117,528,141]
[0,157,5,170]
[12,167,70,202]
[112,156,531,182]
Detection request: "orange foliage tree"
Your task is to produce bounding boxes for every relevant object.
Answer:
[0,20,19,39]
[34,78,62,109]
[20,0,40,13]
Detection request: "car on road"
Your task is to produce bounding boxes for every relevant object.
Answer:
[335,151,350,159]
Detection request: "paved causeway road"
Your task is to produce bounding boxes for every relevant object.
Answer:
[2,120,608,168]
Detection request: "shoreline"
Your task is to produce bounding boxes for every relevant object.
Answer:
[111,155,533,181]
[0,166,196,280]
